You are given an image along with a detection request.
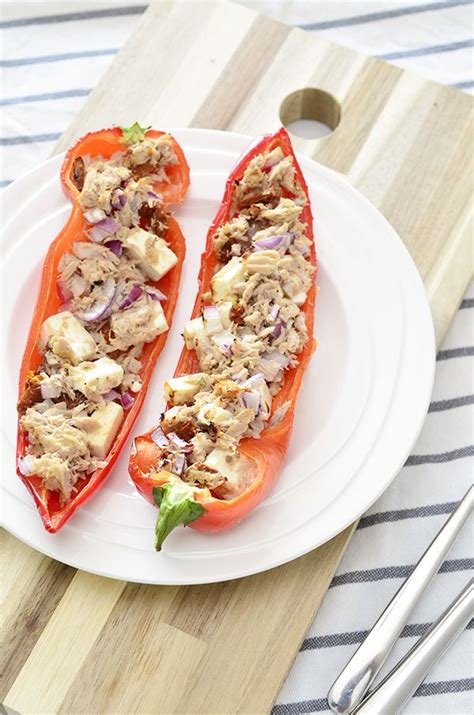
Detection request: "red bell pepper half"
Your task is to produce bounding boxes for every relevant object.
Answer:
[129,127,317,549]
[16,124,190,532]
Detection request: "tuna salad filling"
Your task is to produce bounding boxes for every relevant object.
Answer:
[18,133,180,501]
[150,146,315,500]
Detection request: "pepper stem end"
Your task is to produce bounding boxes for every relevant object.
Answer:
[153,478,205,551]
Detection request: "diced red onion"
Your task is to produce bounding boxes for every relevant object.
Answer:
[269,305,280,322]
[103,389,120,401]
[253,233,292,252]
[146,286,167,301]
[242,390,261,416]
[119,284,143,310]
[95,217,121,234]
[18,455,34,476]
[148,190,162,200]
[151,426,169,447]
[241,373,265,389]
[111,189,126,209]
[84,207,106,224]
[104,240,123,256]
[57,280,73,302]
[81,277,116,322]
[121,392,135,410]
[202,305,223,335]
[273,320,282,339]
[58,301,72,313]
[40,382,62,400]
[96,216,122,233]
[88,217,121,243]
[170,453,186,476]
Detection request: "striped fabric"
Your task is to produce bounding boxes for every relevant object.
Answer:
[1,2,473,713]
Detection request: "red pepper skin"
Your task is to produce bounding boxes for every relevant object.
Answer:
[17,127,190,533]
[129,127,317,533]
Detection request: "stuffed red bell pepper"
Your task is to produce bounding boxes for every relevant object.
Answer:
[129,127,317,549]
[17,123,190,532]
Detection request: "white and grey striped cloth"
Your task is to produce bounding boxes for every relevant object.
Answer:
[1,2,472,713]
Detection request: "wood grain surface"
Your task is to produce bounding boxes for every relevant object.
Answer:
[2,1,473,713]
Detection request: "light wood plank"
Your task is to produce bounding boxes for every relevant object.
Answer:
[4,572,124,713]
[59,585,205,714]
[1,531,74,697]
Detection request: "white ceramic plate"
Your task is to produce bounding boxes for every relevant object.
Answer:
[1,129,435,584]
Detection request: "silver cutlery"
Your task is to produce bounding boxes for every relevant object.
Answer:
[328,485,473,714]
[352,579,473,714]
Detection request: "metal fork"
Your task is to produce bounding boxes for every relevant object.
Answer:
[327,485,473,714]
[352,579,473,713]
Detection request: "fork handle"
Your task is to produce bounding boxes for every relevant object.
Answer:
[352,579,474,713]
[327,485,473,714]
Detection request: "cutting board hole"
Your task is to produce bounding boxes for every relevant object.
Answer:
[280,88,340,139]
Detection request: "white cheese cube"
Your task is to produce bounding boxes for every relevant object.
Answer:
[183,317,205,349]
[202,307,223,336]
[150,299,169,335]
[162,405,182,422]
[87,401,124,459]
[198,404,233,426]
[204,448,240,485]
[218,302,233,328]
[210,258,245,301]
[110,297,168,347]
[164,373,206,405]
[293,292,307,306]
[244,375,272,418]
[68,357,124,400]
[40,311,96,365]
[124,227,177,282]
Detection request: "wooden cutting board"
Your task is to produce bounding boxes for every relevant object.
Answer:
[2,2,472,713]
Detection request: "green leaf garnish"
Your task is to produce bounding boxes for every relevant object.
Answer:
[120,122,151,145]
[153,479,206,551]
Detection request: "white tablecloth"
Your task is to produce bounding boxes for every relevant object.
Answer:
[1,2,472,713]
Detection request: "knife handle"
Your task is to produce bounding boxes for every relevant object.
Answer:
[352,579,474,714]
[327,485,473,714]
